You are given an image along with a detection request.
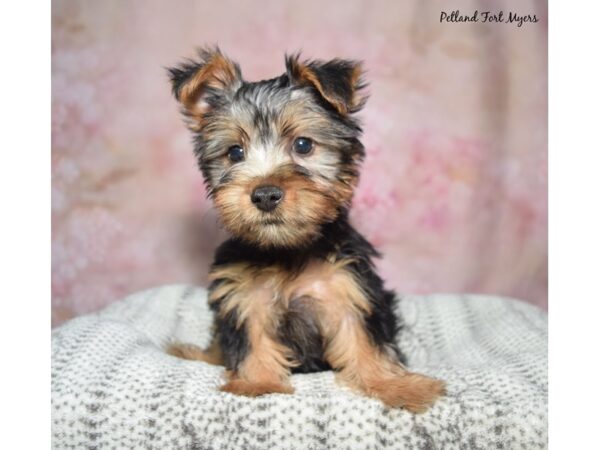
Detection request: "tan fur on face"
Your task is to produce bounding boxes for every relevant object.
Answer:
[277,100,360,203]
[213,166,345,248]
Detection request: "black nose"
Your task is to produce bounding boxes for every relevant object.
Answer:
[251,185,284,212]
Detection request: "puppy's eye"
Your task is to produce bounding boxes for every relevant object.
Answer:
[292,137,313,155]
[227,145,245,163]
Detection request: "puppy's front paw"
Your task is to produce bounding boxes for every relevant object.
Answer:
[220,378,294,397]
[373,372,446,413]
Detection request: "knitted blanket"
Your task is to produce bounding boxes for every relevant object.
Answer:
[51,285,548,449]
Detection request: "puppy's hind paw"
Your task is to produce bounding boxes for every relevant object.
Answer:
[220,378,294,397]
[374,372,446,413]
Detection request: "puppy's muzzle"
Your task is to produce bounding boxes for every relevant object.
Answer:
[251,185,284,212]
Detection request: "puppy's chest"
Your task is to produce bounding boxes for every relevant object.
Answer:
[208,256,370,319]
[210,258,339,307]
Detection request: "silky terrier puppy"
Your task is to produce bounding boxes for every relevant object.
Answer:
[167,47,445,412]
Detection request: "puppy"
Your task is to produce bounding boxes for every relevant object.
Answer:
[167,47,444,413]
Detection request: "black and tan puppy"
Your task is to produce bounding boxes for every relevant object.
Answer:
[167,47,444,413]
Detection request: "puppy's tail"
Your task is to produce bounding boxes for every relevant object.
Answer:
[166,340,224,366]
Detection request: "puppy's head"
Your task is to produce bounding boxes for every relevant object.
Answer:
[169,47,368,249]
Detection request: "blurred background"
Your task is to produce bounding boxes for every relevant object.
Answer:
[51,0,547,326]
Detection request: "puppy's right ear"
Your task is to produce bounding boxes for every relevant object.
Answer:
[168,47,242,130]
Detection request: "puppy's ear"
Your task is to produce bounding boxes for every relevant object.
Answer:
[285,54,368,115]
[168,47,242,130]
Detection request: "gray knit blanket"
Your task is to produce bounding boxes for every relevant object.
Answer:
[51,285,548,449]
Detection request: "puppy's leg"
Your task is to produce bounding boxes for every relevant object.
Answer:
[324,315,444,412]
[220,329,294,396]
[220,309,294,396]
[212,273,295,397]
[314,269,445,412]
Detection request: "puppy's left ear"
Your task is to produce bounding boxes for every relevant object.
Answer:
[285,54,368,115]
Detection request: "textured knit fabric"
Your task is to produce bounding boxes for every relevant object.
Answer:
[51,285,548,449]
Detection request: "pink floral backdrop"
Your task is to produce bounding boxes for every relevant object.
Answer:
[51,0,548,326]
